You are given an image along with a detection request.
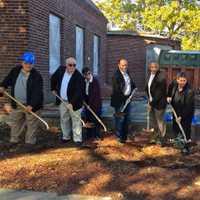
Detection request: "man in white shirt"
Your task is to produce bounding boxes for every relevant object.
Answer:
[51,57,85,146]
[111,59,136,143]
[145,62,167,145]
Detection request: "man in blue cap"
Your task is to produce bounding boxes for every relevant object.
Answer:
[0,52,43,150]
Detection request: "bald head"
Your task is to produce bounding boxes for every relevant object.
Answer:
[118,58,128,73]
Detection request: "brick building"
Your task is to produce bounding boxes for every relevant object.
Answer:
[106,31,180,90]
[0,0,108,103]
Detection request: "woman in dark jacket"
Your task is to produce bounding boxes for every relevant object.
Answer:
[170,72,194,141]
[82,67,102,139]
[169,72,194,154]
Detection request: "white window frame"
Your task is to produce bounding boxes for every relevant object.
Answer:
[76,26,84,71]
[49,14,61,75]
[93,35,100,75]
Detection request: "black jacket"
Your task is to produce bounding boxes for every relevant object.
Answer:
[145,70,167,110]
[51,66,84,111]
[171,82,194,120]
[167,79,177,97]
[83,77,102,113]
[0,65,43,112]
[111,69,136,108]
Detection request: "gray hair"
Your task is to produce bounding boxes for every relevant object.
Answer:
[66,57,76,65]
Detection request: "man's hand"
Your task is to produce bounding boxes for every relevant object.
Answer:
[3,103,12,114]
[52,90,57,96]
[0,87,5,95]
[147,103,152,112]
[167,97,172,104]
[26,106,33,113]
[176,116,181,124]
[67,103,73,111]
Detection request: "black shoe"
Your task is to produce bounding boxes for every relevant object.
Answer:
[181,147,190,155]
[118,138,126,144]
[21,143,36,153]
[74,142,82,147]
[60,139,71,144]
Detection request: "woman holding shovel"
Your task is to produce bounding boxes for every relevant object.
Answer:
[167,72,195,154]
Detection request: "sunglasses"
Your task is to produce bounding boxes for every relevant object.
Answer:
[68,63,76,67]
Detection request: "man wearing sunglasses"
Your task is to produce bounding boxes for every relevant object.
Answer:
[0,52,43,149]
[82,67,102,140]
[51,57,85,146]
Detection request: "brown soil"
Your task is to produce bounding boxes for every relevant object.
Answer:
[0,128,200,200]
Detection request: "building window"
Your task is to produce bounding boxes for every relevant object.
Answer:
[76,26,84,71]
[49,14,61,74]
[93,35,100,75]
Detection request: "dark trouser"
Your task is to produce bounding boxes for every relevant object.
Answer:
[85,109,101,139]
[114,103,131,142]
[172,116,192,141]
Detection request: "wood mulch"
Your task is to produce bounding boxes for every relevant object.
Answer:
[0,125,200,200]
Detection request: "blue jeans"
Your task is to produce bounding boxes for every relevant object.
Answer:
[114,103,131,141]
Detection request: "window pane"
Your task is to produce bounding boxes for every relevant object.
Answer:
[76,26,84,71]
[49,14,61,74]
[93,35,100,75]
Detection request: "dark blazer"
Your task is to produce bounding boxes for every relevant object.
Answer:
[83,76,102,113]
[51,66,84,111]
[171,82,194,120]
[111,68,136,108]
[0,65,43,112]
[167,79,177,97]
[145,70,167,110]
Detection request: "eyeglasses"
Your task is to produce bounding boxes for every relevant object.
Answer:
[68,63,76,67]
[84,72,91,76]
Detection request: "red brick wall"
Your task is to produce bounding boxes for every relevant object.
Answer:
[106,34,180,91]
[28,0,108,102]
[0,0,29,109]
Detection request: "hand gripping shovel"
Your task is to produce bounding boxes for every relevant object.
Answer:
[83,101,108,133]
[53,92,89,128]
[115,88,137,117]
[170,104,188,143]
[3,91,59,133]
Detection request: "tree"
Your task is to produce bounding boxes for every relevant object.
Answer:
[94,0,200,50]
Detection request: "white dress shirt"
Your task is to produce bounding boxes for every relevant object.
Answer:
[60,72,72,101]
[148,73,156,102]
[85,75,93,96]
[120,71,131,96]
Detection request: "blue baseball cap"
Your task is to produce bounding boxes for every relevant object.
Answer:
[22,52,35,64]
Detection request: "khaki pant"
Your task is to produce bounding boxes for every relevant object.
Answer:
[150,108,166,138]
[59,102,82,142]
[9,109,40,144]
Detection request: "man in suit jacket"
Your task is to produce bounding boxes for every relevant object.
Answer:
[51,57,85,146]
[145,62,167,144]
[82,67,102,139]
[0,52,43,148]
[111,58,136,143]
